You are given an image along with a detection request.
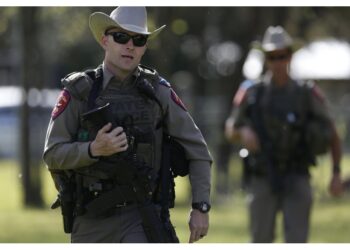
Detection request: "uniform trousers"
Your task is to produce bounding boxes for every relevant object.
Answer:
[246,174,312,243]
[71,204,148,243]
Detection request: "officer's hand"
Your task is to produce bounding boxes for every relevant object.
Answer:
[240,127,260,152]
[90,123,128,157]
[329,173,343,197]
[188,209,209,243]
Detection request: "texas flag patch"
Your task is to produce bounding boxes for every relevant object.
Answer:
[233,87,247,107]
[311,85,326,104]
[170,89,187,111]
[51,89,71,120]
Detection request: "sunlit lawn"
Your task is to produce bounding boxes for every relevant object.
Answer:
[1,156,350,243]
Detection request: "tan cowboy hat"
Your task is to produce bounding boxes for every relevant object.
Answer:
[261,26,293,52]
[89,6,166,46]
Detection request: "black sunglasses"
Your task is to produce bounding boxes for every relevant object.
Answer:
[266,54,290,61]
[105,32,148,47]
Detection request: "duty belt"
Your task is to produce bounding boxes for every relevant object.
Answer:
[84,183,136,218]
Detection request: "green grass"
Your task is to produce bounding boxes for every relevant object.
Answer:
[1,156,350,243]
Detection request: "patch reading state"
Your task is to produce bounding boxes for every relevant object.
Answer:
[170,89,187,111]
[51,89,71,120]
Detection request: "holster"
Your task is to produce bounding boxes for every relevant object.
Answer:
[50,171,76,234]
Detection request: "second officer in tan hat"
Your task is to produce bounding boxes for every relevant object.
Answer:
[225,26,343,242]
[43,6,212,243]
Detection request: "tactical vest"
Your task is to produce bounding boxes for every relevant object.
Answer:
[261,81,308,163]
[247,80,313,170]
[62,65,164,182]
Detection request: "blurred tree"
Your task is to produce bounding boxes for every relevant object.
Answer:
[0,8,15,49]
[20,7,44,207]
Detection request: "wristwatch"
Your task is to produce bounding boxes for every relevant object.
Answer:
[192,201,211,213]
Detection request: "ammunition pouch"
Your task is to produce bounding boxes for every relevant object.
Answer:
[305,117,332,156]
[83,181,136,218]
[164,135,189,177]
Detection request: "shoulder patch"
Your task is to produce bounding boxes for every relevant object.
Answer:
[170,89,187,111]
[311,84,326,103]
[51,89,71,120]
[159,78,171,88]
[233,80,255,107]
[233,86,249,107]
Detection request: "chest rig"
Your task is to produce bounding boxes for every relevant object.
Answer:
[259,82,308,163]
[70,65,164,181]
[246,80,311,169]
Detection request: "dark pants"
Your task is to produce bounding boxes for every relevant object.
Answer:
[246,174,312,243]
[71,204,148,243]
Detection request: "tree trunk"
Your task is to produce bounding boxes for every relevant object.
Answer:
[19,7,44,208]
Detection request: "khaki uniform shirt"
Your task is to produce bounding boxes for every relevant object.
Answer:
[43,63,212,203]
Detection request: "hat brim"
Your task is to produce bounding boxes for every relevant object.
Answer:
[89,12,166,46]
[260,39,304,53]
[262,43,292,52]
[258,43,302,53]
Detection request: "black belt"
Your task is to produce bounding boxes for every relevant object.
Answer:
[84,184,136,218]
[87,180,115,192]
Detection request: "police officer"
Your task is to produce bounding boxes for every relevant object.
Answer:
[225,26,343,243]
[43,6,212,243]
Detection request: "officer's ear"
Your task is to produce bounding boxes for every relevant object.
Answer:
[101,35,109,50]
